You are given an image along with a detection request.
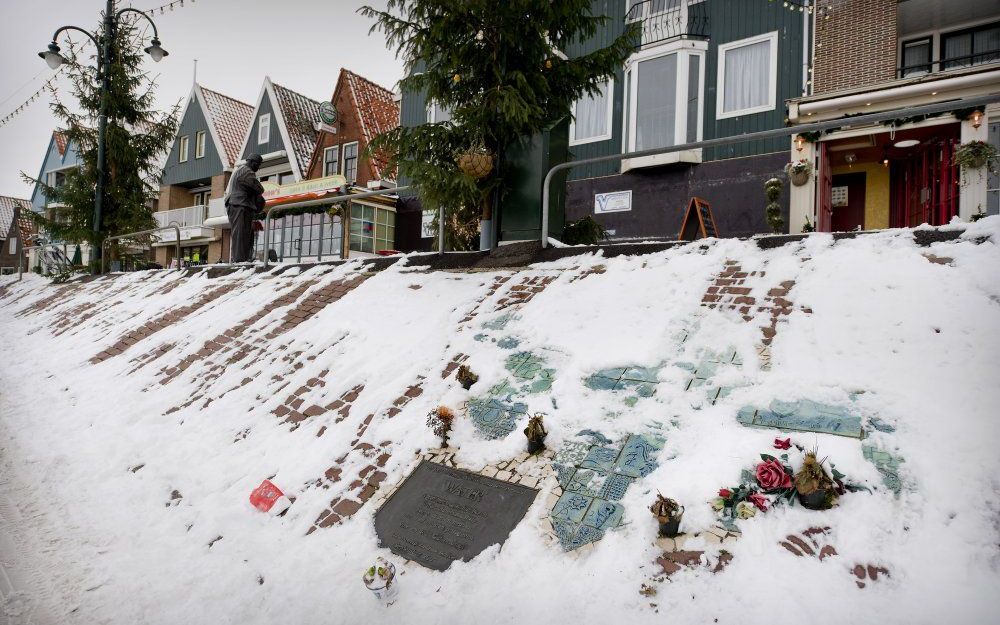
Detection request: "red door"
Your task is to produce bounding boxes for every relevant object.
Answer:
[817,143,833,232]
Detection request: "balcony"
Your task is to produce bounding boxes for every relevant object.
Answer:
[153,205,215,243]
[625,0,709,50]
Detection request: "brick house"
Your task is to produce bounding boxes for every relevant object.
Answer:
[0,196,34,274]
[155,83,253,266]
[786,0,1000,232]
[303,69,402,258]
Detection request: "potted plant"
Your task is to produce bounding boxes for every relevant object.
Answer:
[764,178,785,234]
[784,159,814,187]
[955,140,998,171]
[455,144,495,180]
[456,364,478,390]
[524,413,548,454]
[363,557,398,605]
[650,493,684,537]
[794,452,836,510]
[426,406,455,448]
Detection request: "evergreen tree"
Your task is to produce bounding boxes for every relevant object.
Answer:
[24,2,178,267]
[361,0,636,250]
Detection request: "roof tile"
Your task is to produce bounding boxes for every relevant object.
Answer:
[199,86,254,169]
[271,82,323,180]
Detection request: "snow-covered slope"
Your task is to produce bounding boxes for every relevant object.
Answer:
[1,220,999,625]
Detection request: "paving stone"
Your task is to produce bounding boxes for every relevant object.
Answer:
[580,446,620,473]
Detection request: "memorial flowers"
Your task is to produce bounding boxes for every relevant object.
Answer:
[711,440,868,521]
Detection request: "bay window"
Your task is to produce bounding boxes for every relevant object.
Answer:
[570,79,613,145]
[623,41,705,158]
[716,32,778,119]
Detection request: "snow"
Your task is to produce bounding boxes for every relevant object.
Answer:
[1,219,999,624]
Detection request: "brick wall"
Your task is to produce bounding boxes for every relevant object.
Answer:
[211,172,229,200]
[813,0,898,94]
[158,185,194,212]
[306,85,375,186]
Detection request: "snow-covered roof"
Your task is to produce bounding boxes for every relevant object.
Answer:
[0,195,30,238]
[270,81,323,180]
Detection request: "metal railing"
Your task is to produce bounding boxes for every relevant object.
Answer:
[261,186,424,269]
[625,0,709,48]
[17,243,74,281]
[898,50,1000,79]
[101,225,181,274]
[540,92,1000,247]
[153,204,209,229]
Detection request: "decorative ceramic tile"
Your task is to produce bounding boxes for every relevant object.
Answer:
[863,444,906,495]
[737,399,863,438]
[468,397,527,439]
[497,336,520,350]
[597,473,634,501]
[568,468,609,497]
[580,446,620,473]
[555,464,576,489]
[551,492,593,524]
[505,351,546,380]
[867,416,896,433]
[581,499,624,531]
[488,379,519,402]
[575,429,613,446]
[622,366,660,383]
[482,313,514,330]
[613,435,659,478]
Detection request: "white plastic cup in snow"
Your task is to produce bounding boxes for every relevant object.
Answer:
[363,557,398,605]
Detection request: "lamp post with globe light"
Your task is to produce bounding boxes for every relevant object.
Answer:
[39,0,168,273]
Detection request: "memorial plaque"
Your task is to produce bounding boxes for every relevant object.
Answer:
[374,461,538,571]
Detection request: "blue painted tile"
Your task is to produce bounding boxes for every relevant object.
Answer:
[505,351,547,380]
[566,468,605,497]
[575,430,612,446]
[868,416,895,433]
[467,397,527,439]
[553,441,591,466]
[551,492,593,524]
[482,313,514,330]
[487,379,519,402]
[580,446,620,473]
[737,400,863,438]
[582,499,624,531]
[555,464,576,490]
[473,333,490,342]
[622,366,659,383]
[496,336,520,350]
[598,473,634,501]
[614,434,658,478]
[584,374,619,391]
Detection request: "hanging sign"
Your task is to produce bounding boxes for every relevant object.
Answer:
[831,186,848,208]
[319,101,338,125]
[595,190,632,214]
[421,210,436,238]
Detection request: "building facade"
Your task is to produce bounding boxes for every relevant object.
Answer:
[0,196,34,274]
[156,83,253,266]
[786,0,1000,232]
[28,130,91,264]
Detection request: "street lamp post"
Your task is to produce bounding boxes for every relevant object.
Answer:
[39,0,168,274]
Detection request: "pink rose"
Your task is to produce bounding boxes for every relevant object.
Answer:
[719,488,732,498]
[773,437,792,450]
[755,460,792,491]
[747,492,769,512]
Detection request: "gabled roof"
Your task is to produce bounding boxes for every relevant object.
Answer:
[199,85,254,169]
[53,130,68,157]
[270,80,323,180]
[0,195,30,239]
[306,69,400,181]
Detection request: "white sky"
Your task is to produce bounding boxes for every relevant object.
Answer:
[0,0,404,199]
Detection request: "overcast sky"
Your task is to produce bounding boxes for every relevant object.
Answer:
[0,0,404,199]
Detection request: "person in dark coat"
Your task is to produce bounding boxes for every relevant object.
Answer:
[225,154,266,263]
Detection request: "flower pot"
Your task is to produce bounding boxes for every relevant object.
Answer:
[657,513,683,537]
[967,155,988,169]
[527,436,546,455]
[797,489,828,510]
[363,557,398,605]
[457,151,494,179]
[790,169,811,186]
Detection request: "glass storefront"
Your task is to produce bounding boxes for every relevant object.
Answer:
[255,211,343,263]
[349,203,395,254]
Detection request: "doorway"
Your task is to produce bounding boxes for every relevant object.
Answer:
[831,173,866,231]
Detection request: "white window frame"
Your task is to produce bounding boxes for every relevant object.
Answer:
[426,102,452,124]
[323,145,340,177]
[258,113,271,144]
[716,31,779,120]
[178,135,189,163]
[622,40,707,154]
[8,238,15,254]
[195,130,206,159]
[569,78,615,146]
[342,141,360,182]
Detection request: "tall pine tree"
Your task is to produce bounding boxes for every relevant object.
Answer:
[25,2,178,267]
[361,0,636,250]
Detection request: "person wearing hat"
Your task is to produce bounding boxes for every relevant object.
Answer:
[224,153,266,263]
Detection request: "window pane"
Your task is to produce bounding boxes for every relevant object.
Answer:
[943,33,972,69]
[686,55,701,143]
[636,54,677,150]
[573,81,610,142]
[624,70,631,150]
[902,39,931,76]
[364,205,374,222]
[723,39,771,113]
[974,26,1000,65]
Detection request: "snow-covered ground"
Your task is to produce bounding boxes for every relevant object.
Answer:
[1,220,999,625]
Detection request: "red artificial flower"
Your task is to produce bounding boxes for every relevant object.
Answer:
[719,488,732,498]
[755,459,793,491]
[773,437,792,450]
[747,491,769,512]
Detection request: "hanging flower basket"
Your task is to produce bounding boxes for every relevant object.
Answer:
[955,140,997,171]
[456,147,494,180]
[785,159,813,187]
